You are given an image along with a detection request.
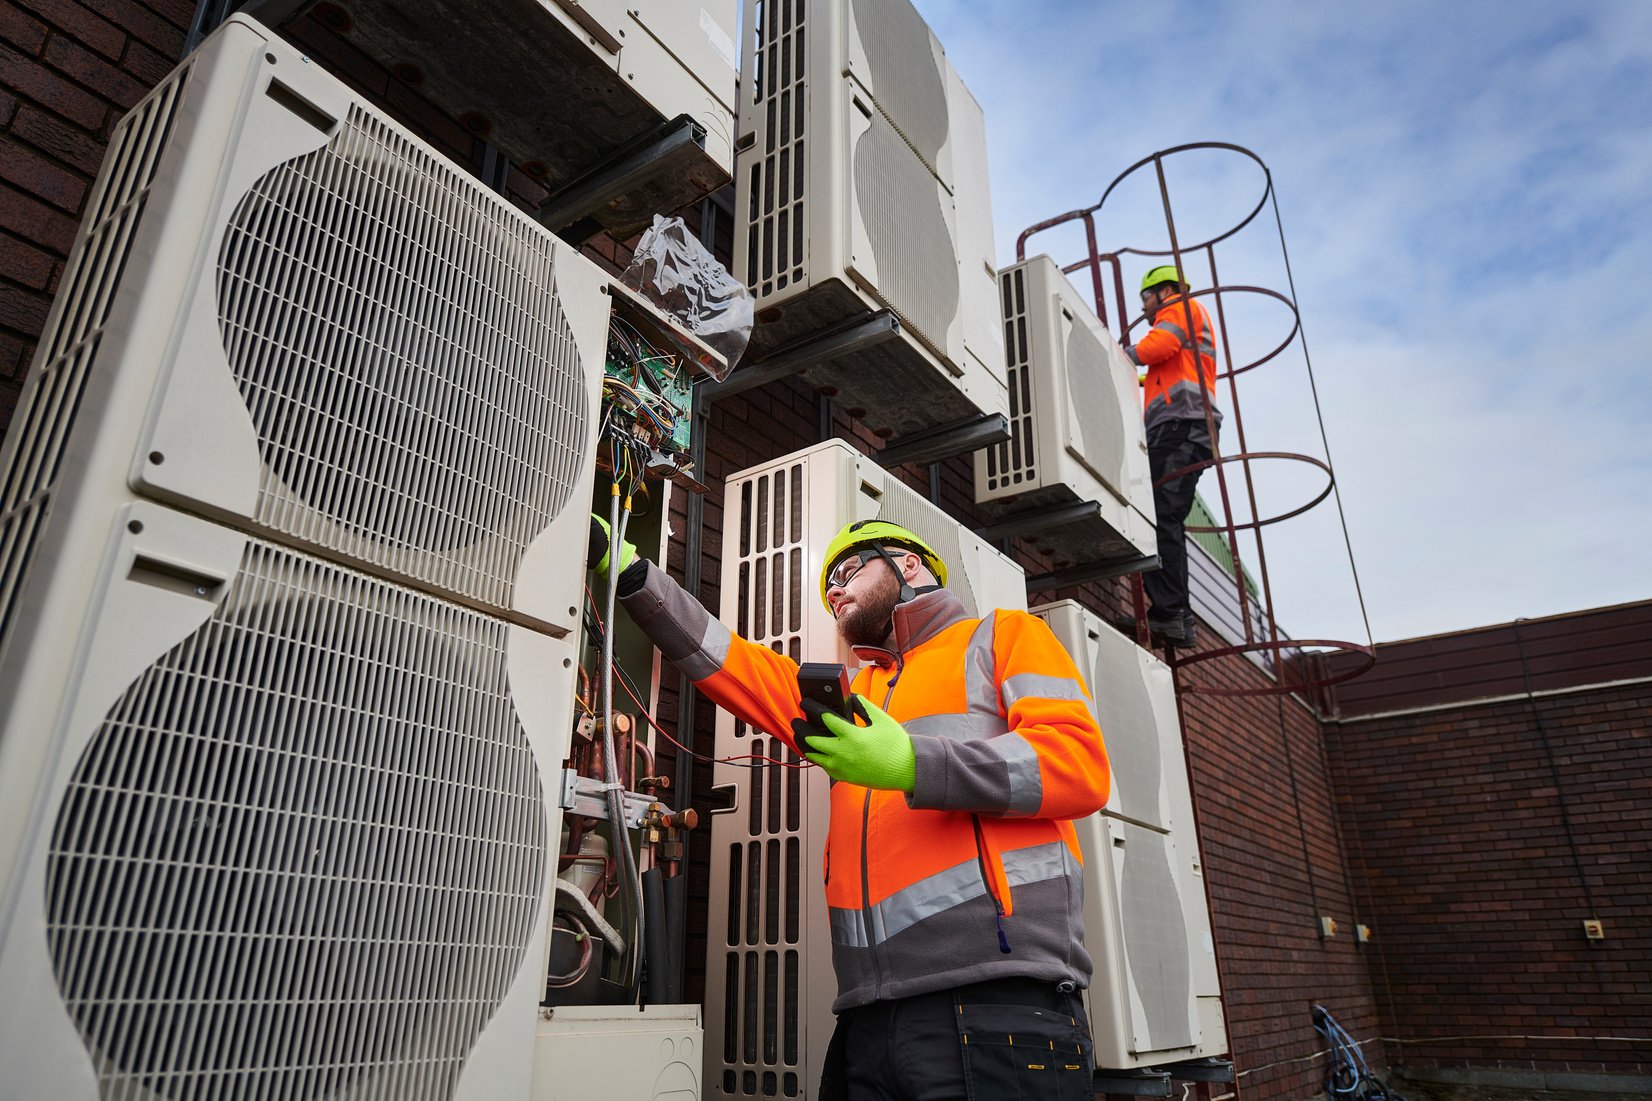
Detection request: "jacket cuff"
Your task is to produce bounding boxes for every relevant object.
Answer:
[906,735,953,810]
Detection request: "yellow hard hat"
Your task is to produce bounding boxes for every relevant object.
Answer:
[819,519,948,609]
[1141,265,1185,292]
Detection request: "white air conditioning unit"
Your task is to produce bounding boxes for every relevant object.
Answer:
[0,17,610,1097]
[305,0,738,237]
[704,438,1025,1099]
[733,0,1006,441]
[977,255,1156,568]
[1032,600,1227,1069]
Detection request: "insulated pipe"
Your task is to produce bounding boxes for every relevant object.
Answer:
[604,487,645,996]
[664,873,686,1004]
[642,867,669,1006]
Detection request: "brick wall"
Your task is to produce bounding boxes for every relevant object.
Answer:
[1324,674,1652,1076]
[1179,643,1385,1098]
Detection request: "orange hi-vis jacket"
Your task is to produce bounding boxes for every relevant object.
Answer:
[1131,293,1223,432]
[621,562,1111,1011]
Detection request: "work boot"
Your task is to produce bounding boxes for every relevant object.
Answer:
[1147,612,1194,648]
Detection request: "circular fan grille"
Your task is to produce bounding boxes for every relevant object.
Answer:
[216,107,588,594]
[45,543,548,1100]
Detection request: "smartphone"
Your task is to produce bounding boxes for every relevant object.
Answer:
[797,662,853,720]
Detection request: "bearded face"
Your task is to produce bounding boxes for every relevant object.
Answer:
[834,560,903,647]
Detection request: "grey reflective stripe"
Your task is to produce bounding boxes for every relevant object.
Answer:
[1001,672,1087,709]
[963,615,998,717]
[676,616,733,680]
[1153,320,1187,341]
[829,858,985,948]
[827,842,1074,949]
[905,712,1008,742]
[830,906,872,949]
[989,732,1043,816]
[877,858,988,941]
[1003,840,1073,886]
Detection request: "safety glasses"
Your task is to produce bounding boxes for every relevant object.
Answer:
[825,548,883,591]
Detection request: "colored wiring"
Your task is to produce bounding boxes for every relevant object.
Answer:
[1311,1005,1404,1100]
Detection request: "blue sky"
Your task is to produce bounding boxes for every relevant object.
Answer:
[911,0,1652,644]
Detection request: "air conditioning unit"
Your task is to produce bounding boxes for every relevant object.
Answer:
[977,255,1156,568]
[733,0,1006,441]
[704,439,1025,1099]
[0,14,611,643]
[0,17,612,1097]
[296,0,739,237]
[1032,600,1227,1069]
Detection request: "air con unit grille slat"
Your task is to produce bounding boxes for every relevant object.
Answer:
[44,539,548,1100]
[852,111,957,359]
[717,456,810,1096]
[216,105,589,609]
[1066,320,1129,509]
[0,67,188,654]
[749,0,805,296]
[987,267,1033,491]
[848,0,948,176]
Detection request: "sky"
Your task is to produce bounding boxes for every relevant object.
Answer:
[907,0,1652,645]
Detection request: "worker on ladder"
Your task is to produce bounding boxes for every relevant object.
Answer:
[1124,265,1222,648]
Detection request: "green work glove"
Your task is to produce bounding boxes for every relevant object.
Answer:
[588,514,637,578]
[792,695,917,792]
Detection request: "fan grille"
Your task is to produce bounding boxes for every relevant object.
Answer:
[46,540,548,1101]
[217,105,589,609]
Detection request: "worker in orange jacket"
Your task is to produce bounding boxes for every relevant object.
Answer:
[1124,265,1223,648]
[590,514,1110,1100]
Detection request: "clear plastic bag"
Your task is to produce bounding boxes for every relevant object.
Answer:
[620,214,753,379]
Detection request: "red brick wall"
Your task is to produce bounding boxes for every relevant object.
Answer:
[1179,644,1386,1098]
[1323,677,1652,1075]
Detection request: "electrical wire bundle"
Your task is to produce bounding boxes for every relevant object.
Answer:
[603,317,689,452]
[1311,1005,1405,1101]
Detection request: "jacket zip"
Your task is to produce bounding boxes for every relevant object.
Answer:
[971,815,1013,954]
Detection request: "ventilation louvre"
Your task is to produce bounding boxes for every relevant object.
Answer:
[0,63,190,649]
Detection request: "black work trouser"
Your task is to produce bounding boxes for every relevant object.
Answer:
[1143,417,1214,623]
[818,977,1093,1100]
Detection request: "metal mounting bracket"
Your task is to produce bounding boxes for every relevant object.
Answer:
[706,309,902,401]
[1026,552,1161,592]
[875,410,1009,468]
[1090,1068,1172,1096]
[539,113,706,239]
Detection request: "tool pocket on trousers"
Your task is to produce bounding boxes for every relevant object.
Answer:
[957,1001,1092,1100]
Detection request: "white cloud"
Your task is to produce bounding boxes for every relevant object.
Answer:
[915,0,1652,641]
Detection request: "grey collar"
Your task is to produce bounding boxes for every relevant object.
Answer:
[850,589,972,667]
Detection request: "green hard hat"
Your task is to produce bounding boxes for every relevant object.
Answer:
[1141,265,1186,292]
[820,519,947,609]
